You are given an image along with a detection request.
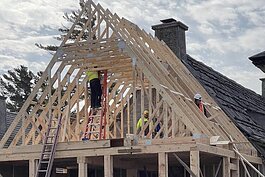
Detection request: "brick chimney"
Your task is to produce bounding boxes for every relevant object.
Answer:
[0,96,7,139]
[152,18,188,60]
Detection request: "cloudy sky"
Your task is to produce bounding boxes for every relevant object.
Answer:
[0,0,264,94]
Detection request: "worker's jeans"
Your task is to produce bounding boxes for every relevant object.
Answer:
[90,78,102,108]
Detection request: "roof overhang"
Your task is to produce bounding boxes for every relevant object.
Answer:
[249,51,265,73]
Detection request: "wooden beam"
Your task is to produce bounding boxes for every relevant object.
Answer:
[233,148,265,177]
[29,159,37,177]
[173,153,196,177]
[0,142,196,162]
[223,157,230,177]
[77,156,88,177]
[132,64,137,135]
[158,152,168,177]
[104,155,113,177]
[214,160,222,177]
[190,150,200,177]
[197,143,262,164]
[231,158,239,177]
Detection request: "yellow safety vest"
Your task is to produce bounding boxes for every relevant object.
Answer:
[136,118,148,129]
[86,71,98,81]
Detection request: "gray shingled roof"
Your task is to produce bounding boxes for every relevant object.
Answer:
[184,55,265,158]
[0,98,7,140]
[0,97,19,146]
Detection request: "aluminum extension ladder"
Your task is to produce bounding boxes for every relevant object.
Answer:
[35,114,63,177]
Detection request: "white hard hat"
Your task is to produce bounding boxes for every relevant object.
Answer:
[194,93,202,100]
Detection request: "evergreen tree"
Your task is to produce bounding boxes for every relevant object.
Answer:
[35,0,96,52]
[0,65,38,112]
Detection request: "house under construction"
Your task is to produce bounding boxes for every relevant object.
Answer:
[0,1,264,177]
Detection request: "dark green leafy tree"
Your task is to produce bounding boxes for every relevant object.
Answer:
[35,0,96,51]
[0,65,38,113]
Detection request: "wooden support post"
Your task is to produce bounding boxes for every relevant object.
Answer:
[158,152,168,177]
[172,111,176,138]
[29,159,37,177]
[97,14,100,38]
[149,84,152,118]
[121,93,124,138]
[140,71,145,137]
[84,79,88,122]
[77,156,87,177]
[113,97,117,138]
[57,72,62,122]
[164,103,168,138]
[127,95,131,134]
[106,80,110,139]
[88,1,92,41]
[141,73,144,114]
[156,88,160,115]
[76,78,80,140]
[231,158,239,177]
[22,115,25,145]
[133,64,137,135]
[223,157,230,177]
[67,74,71,117]
[173,153,196,177]
[126,169,138,177]
[190,150,200,177]
[233,148,265,177]
[104,155,113,177]
[48,67,52,121]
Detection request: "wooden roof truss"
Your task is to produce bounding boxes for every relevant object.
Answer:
[0,0,257,157]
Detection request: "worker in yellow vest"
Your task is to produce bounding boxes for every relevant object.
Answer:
[137,110,150,136]
[86,69,102,114]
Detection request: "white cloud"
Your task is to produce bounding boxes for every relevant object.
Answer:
[0,35,58,59]
[0,55,47,74]
[219,65,264,93]
[0,0,79,75]
[0,0,264,94]
[237,27,265,50]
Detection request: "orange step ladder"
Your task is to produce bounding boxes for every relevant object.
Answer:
[82,70,107,140]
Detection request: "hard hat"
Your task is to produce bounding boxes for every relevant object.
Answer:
[143,110,149,115]
[194,93,202,100]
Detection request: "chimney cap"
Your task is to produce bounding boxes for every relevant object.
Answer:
[152,19,188,31]
[161,18,177,23]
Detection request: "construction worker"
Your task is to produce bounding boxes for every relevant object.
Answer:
[194,93,208,117]
[86,69,102,114]
[152,117,162,138]
[137,110,149,136]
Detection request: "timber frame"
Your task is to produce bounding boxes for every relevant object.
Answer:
[0,0,264,177]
